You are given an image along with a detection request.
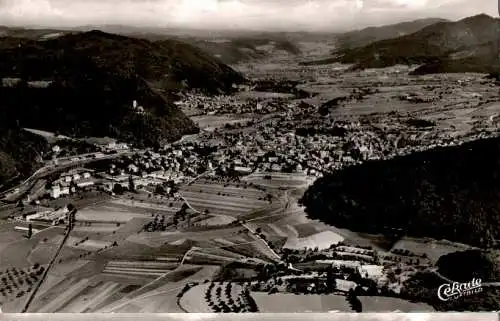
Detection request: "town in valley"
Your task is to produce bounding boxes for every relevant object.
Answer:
[0,10,499,314]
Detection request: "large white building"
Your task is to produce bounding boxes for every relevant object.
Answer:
[50,185,70,199]
[25,210,52,222]
[76,180,95,188]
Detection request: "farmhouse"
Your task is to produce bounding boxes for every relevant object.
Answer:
[316,260,361,270]
[50,185,70,199]
[24,210,52,222]
[128,164,139,173]
[360,265,384,280]
[335,279,357,292]
[234,166,252,174]
[76,179,95,188]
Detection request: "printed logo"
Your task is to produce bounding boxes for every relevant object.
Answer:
[437,278,483,301]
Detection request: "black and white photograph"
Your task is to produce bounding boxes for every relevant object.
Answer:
[0,313,498,321]
[0,0,499,315]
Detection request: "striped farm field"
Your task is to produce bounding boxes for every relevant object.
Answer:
[58,281,123,313]
[186,181,266,199]
[32,276,136,313]
[180,182,270,217]
[105,260,179,268]
[242,172,313,188]
[102,260,177,278]
[264,223,289,237]
[109,199,182,213]
[34,277,92,312]
[197,247,246,261]
[185,250,238,265]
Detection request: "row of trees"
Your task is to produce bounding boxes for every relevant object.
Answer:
[204,282,258,313]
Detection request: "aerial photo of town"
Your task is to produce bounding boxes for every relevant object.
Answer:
[0,0,499,316]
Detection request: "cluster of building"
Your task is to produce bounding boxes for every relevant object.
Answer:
[49,169,95,198]
[176,93,249,115]
[22,206,69,225]
[95,144,214,194]
[249,239,421,298]
[188,95,500,176]
[178,92,296,116]
[272,239,430,298]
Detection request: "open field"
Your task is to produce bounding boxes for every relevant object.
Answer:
[127,226,275,264]
[191,114,254,131]
[252,292,352,312]
[197,214,236,226]
[0,222,27,252]
[179,283,212,312]
[283,230,344,250]
[98,265,221,313]
[102,260,178,278]
[116,265,204,299]
[28,257,159,313]
[58,281,123,313]
[72,224,120,233]
[129,226,243,248]
[97,217,151,242]
[236,91,294,99]
[358,296,434,312]
[0,226,64,269]
[109,198,181,214]
[273,201,395,252]
[97,240,185,262]
[188,181,267,199]
[390,237,473,263]
[109,289,184,313]
[66,236,113,251]
[76,207,147,223]
[27,242,60,265]
[242,172,313,188]
[30,277,129,313]
[292,222,322,238]
[180,182,269,218]
[185,250,240,265]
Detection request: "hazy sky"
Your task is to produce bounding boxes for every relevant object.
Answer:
[0,0,496,31]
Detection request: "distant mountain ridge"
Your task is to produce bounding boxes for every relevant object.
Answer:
[185,37,302,65]
[0,25,303,65]
[335,18,450,50]
[304,14,500,74]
